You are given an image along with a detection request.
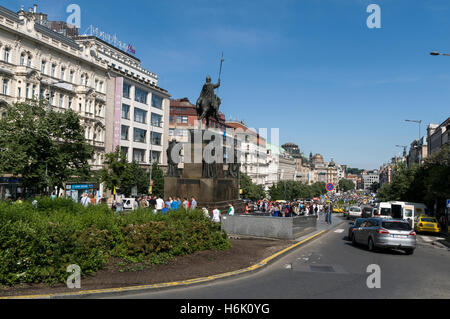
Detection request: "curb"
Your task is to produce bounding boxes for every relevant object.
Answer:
[1,221,345,299]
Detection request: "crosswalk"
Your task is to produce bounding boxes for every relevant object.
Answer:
[417,235,445,244]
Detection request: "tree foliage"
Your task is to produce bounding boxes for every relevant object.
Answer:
[240,173,266,200]
[268,180,326,200]
[338,178,355,192]
[0,101,93,193]
[377,145,450,213]
[98,147,152,197]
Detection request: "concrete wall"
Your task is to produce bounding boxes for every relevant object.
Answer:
[221,215,317,240]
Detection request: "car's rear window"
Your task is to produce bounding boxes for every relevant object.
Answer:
[382,221,411,230]
[350,207,361,212]
[380,208,391,215]
[421,218,436,222]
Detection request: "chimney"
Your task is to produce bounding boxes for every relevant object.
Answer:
[33,4,37,13]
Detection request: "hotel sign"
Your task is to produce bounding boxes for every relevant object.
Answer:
[113,77,123,150]
[85,25,136,55]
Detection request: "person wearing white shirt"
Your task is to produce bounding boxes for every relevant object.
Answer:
[156,197,164,211]
[212,208,221,223]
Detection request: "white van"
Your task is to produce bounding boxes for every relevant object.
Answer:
[376,202,392,218]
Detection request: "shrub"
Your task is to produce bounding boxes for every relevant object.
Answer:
[0,198,230,285]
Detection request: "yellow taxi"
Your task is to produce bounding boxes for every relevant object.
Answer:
[332,207,344,213]
[415,216,441,233]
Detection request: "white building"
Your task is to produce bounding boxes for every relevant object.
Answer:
[362,170,379,191]
[74,35,171,167]
[226,121,268,187]
[0,5,109,170]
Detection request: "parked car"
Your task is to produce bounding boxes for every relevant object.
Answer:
[347,218,367,241]
[414,216,441,234]
[351,218,416,255]
[347,206,362,219]
[361,206,376,218]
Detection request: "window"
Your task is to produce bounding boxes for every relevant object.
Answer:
[121,104,130,119]
[61,67,66,81]
[135,87,148,104]
[40,88,44,99]
[152,94,163,109]
[69,70,74,83]
[123,82,131,98]
[169,115,174,123]
[2,79,8,95]
[151,113,162,127]
[41,60,46,74]
[134,108,147,123]
[99,81,103,92]
[26,83,30,99]
[95,79,98,91]
[59,94,64,108]
[51,64,56,77]
[121,125,129,140]
[150,151,161,164]
[20,53,25,66]
[132,148,146,163]
[133,128,146,143]
[27,56,32,67]
[120,147,128,159]
[151,131,162,146]
[80,74,84,85]
[381,221,412,231]
[176,116,188,124]
[4,47,10,62]
[17,87,21,98]
[68,97,73,109]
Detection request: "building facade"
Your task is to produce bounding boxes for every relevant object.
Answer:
[427,117,449,156]
[74,36,171,168]
[0,5,109,170]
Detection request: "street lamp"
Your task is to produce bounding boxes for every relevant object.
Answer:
[405,119,422,141]
[430,51,450,57]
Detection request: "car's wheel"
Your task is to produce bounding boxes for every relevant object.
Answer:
[368,238,376,252]
[404,249,414,255]
[352,234,357,246]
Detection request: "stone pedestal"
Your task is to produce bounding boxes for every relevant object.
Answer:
[164,128,243,212]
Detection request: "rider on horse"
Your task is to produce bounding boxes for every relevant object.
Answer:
[196,75,221,127]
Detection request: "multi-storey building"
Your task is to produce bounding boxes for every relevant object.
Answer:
[0,5,108,170]
[362,170,379,191]
[427,117,450,156]
[226,120,268,187]
[73,35,171,168]
[406,137,427,167]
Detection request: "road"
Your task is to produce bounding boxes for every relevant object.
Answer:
[107,219,450,299]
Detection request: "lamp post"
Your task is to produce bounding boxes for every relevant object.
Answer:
[405,119,422,165]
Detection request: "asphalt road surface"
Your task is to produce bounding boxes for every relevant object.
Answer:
[107,220,450,299]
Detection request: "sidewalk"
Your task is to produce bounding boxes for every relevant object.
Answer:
[294,214,345,242]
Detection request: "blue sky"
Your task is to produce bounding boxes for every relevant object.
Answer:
[4,0,450,169]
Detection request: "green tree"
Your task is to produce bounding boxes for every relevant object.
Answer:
[98,147,151,197]
[150,161,165,198]
[338,178,355,192]
[0,101,93,194]
[240,173,265,200]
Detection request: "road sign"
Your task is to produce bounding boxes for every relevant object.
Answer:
[326,183,335,192]
[447,199,450,208]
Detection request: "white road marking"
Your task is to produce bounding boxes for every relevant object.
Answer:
[420,236,432,242]
[334,229,345,233]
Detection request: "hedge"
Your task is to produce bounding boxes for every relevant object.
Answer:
[0,198,230,286]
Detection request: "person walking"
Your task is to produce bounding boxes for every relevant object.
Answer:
[212,207,221,224]
[191,197,197,210]
[80,193,90,207]
[227,203,235,216]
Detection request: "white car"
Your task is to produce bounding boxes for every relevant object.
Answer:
[348,206,362,219]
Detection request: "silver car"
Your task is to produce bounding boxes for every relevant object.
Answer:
[351,218,416,255]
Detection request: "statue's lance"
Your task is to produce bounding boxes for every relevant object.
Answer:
[217,52,224,95]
